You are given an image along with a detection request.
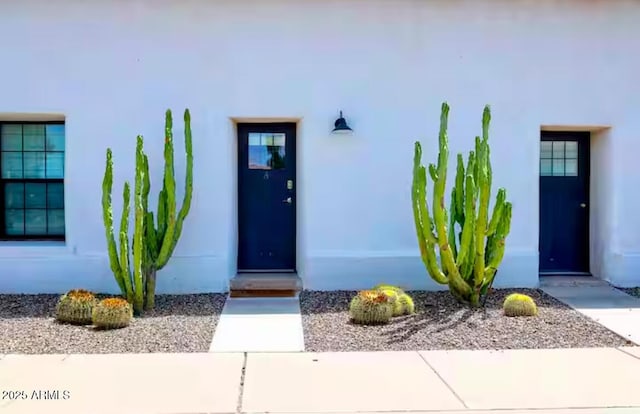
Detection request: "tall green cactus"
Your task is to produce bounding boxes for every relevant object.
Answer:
[102,109,193,314]
[412,102,512,307]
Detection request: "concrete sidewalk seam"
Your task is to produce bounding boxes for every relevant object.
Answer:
[616,347,640,361]
[417,351,468,409]
[239,406,640,413]
[236,352,248,414]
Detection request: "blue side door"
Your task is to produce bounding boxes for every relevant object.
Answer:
[237,123,296,271]
[539,132,590,274]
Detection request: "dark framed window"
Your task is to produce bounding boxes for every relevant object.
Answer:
[0,122,65,240]
[540,140,578,177]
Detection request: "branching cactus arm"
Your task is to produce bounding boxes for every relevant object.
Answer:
[102,149,124,293]
[448,187,458,259]
[118,183,133,302]
[487,189,506,237]
[484,201,512,284]
[131,136,146,314]
[473,137,490,294]
[165,109,194,263]
[456,165,476,271]
[412,142,447,284]
[454,154,465,225]
[156,189,167,246]
[431,104,458,278]
[156,110,178,269]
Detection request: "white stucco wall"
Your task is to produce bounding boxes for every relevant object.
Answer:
[0,0,639,293]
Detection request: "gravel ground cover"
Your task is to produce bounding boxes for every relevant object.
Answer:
[301,288,631,352]
[0,293,226,354]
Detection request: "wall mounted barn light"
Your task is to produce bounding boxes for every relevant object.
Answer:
[332,110,353,134]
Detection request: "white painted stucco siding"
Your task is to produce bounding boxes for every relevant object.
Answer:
[0,0,639,293]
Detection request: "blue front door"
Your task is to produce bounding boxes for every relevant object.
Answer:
[237,123,296,271]
[539,132,590,274]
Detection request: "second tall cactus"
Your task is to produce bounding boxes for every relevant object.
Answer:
[412,103,512,307]
[102,109,193,314]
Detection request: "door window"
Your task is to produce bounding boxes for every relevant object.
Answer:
[248,133,286,170]
[540,141,578,177]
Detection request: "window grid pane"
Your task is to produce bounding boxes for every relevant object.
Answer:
[4,183,25,208]
[540,142,552,159]
[23,152,45,178]
[552,141,565,158]
[47,183,64,209]
[5,209,25,235]
[46,152,64,178]
[25,209,47,235]
[25,183,47,208]
[1,153,23,178]
[565,141,578,159]
[47,209,65,235]
[565,159,578,176]
[0,122,65,239]
[552,159,565,176]
[540,159,552,176]
[540,140,579,177]
[1,124,22,151]
[248,132,286,170]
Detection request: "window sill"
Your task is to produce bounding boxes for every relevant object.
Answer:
[0,240,71,259]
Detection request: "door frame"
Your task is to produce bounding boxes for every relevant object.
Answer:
[235,120,298,273]
[538,130,591,276]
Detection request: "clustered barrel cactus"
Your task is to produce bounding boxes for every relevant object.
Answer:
[349,290,394,325]
[374,284,415,316]
[102,109,193,315]
[92,297,134,329]
[412,102,512,307]
[55,289,98,325]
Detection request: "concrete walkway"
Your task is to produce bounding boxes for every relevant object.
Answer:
[541,277,640,345]
[209,296,305,352]
[2,347,640,413]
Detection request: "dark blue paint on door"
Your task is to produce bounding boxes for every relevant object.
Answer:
[237,123,296,271]
[539,132,590,274]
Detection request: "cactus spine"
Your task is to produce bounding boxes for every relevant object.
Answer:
[102,109,193,314]
[412,103,512,307]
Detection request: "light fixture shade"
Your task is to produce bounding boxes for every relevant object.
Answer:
[332,110,353,134]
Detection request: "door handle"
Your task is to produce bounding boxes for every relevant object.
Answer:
[580,203,586,208]
[283,197,292,204]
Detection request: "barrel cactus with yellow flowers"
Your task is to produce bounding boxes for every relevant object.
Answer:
[412,102,512,307]
[376,287,403,316]
[55,289,98,325]
[102,109,193,315]
[92,297,134,329]
[349,290,394,325]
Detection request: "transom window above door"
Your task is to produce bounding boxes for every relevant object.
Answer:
[540,140,578,177]
[0,122,65,240]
